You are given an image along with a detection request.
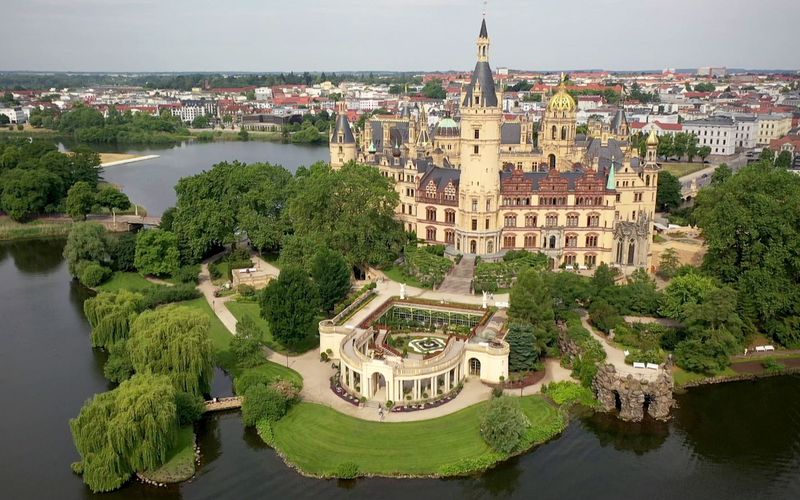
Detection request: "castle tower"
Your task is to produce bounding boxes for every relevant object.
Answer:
[329,102,357,169]
[456,17,503,255]
[540,75,577,171]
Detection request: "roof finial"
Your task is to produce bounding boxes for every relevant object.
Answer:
[483,0,487,17]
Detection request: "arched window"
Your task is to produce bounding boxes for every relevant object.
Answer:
[487,240,494,253]
[524,234,536,248]
[470,240,477,254]
[551,125,557,140]
[616,239,624,264]
[628,241,636,265]
[561,126,567,140]
[426,227,437,241]
[549,235,557,248]
[645,175,650,187]
[426,207,436,221]
[548,154,556,170]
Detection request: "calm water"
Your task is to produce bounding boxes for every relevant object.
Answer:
[3,141,799,499]
[2,237,799,500]
[99,141,329,215]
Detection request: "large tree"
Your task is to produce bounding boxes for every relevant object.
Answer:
[480,396,529,454]
[509,268,557,348]
[286,162,405,269]
[70,373,178,493]
[66,181,96,220]
[96,186,131,213]
[63,222,110,277]
[128,305,214,396]
[83,290,143,349]
[311,247,352,313]
[0,168,62,221]
[259,267,320,347]
[693,161,800,332]
[134,229,180,276]
[505,323,540,373]
[656,171,682,211]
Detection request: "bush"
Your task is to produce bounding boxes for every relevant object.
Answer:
[108,233,137,272]
[172,265,200,285]
[588,299,622,334]
[761,357,785,374]
[237,284,256,298]
[401,246,453,288]
[674,337,729,374]
[175,391,205,425]
[543,381,597,407]
[77,261,112,287]
[563,313,607,387]
[208,263,222,280]
[480,396,530,454]
[256,419,275,446]
[334,462,359,479]
[242,383,289,426]
[437,453,504,476]
[139,284,200,309]
[231,315,265,368]
[624,348,664,365]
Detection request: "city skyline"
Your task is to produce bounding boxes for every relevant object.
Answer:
[3,0,799,73]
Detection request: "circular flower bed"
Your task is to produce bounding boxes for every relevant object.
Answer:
[407,336,446,355]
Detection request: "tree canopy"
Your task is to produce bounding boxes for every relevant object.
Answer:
[70,373,178,493]
[693,161,800,335]
[128,305,214,396]
[311,247,352,313]
[259,267,320,347]
[63,222,110,277]
[656,171,682,211]
[480,396,529,454]
[83,290,143,349]
[134,229,180,276]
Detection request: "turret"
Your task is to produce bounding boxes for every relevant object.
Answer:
[329,103,357,169]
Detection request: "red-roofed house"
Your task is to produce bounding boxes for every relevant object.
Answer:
[630,120,683,137]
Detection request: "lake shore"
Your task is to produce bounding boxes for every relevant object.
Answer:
[100,153,160,167]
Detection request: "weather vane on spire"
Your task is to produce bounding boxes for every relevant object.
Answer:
[483,0,487,17]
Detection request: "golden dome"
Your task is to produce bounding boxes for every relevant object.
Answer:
[547,77,576,112]
[646,129,659,146]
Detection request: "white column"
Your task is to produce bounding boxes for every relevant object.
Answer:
[414,380,420,400]
[431,377,437,397]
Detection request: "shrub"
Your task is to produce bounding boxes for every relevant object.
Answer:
[237,284,256,298]
[108,232,137,272]
[762,357,785,374]
[543,381,597,407]
[231,315,265,368]
[588,299,623,334]
[320,352,329,362]
[172,265,200,285]
[77,261,111,287]
[208,263,222,280]
[474,251,548,292]
[242,383,289,426]
[256,419,275,446]
[480,396,530,454]
[175,391,205,425]
[437,453,504,476]
[334,462,359,479]
[624,348,664,365]
[139,284,200,309]
[402,246,453,287]
[674,337,729,374]
[234,370,276,395]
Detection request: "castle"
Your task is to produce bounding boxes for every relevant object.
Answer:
[330,17,660,272]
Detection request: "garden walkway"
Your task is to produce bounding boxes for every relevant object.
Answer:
[579,311,661,381]
[437,255,475,295]
[198,257,573,422]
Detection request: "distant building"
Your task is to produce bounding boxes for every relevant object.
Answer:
[254,87,273,101]
[734,116,758,149]
[630,121,683,137]
[757,114,792,146]
[683,116,736,155]
[696,67,727,77]
[0,107,26,124]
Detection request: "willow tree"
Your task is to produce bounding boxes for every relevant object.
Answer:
[83,290,143,349]
[128,304,213,396]
[70,373,178,493]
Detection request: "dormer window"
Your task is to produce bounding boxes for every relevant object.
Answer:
[475,96,480,105]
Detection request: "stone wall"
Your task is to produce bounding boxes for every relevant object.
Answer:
[593,364,675,422]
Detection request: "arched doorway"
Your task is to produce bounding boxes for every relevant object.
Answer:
[470,240,477,254]
[487,240,494,254]
[468,358,481,376]
[627,240,636,265]
[615,239,624,264]
[548,154,556,170]
[371,372,386,398]
[549,235,557,249]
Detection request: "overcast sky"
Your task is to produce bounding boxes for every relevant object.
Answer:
[3,0,798,73]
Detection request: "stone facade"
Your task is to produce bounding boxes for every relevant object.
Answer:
[329,17,660,274]
[593,364,675,422]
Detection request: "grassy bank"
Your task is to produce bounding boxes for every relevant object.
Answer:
[0,218,72,241]
[225,301,318,355]
[266,396,565,478]
[662,162,707,178]
[139,426,196,484]
[96,271,158,292]
[381,265,429,289]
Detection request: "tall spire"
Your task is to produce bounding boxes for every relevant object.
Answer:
[479,18,488,38]
[477,16,489,62]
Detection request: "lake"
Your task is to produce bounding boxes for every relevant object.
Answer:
[2,141,799,499]
[99,141,330,215]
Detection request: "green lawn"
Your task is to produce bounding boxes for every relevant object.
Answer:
[381,265,429,289]
[270,396,563,477]
[235,362,303,390]
[140,426,195,484]
[662,162,707,178]
[96,272,158,292]
[672,366,738,387]
[225,301,318,355]
[175,297,232,351]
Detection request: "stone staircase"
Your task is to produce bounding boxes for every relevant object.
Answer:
[438,256,475,295]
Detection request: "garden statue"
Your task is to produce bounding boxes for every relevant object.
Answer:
[482,291,488,309]
[400,283,406,300]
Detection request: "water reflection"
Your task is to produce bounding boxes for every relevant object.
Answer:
[580,411,669,455]
[7,237,66,273]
